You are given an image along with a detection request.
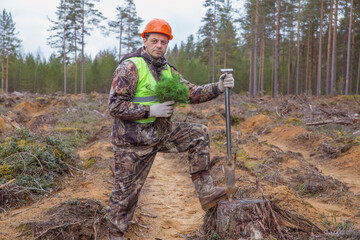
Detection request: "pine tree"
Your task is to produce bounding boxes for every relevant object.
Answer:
[217,0,237,70]
[198,9,214,83]
[0,9,21,94]
[47,0,72,94]
[123,0,143,54]
[68,0,82,94]
[199,0,224,83]
[108,0,142,60]
[79,0,106,94]
[108,5,126,61]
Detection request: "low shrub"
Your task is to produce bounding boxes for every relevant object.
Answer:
[0,128,76,210]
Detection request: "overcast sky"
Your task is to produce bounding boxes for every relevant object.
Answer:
[2,0,244,60]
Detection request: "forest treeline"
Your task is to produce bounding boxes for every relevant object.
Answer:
[1,0,360,96]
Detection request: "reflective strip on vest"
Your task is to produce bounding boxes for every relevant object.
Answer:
[132,96,158,102]
[128,56,172,124]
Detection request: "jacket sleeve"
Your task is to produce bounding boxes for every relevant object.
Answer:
[108,60,150,120]
[173,69,223,104]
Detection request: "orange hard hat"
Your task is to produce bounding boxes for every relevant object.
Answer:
[141,18,173,40]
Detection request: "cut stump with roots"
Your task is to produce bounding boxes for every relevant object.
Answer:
[204,198,322,240]
[216,199,267,239]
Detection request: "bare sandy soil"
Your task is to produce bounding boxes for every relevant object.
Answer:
[0,92,359,239]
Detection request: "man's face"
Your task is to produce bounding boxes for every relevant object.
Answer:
[143,33,169,59]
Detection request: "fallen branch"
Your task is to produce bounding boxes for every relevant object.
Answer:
[306,119,354,126]
[60,160,89,176]
[0,179,16,190]
[275,107,283,118]
[32,220,87,239]
[176,233,187,239]
[131,217,149,230]
[93,110,105,118]
[140,212,157,218]
[1,199,42,221]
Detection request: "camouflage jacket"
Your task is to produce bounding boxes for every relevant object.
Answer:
[108,47,223,147]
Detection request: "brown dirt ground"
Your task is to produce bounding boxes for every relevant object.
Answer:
[1,93,360,239]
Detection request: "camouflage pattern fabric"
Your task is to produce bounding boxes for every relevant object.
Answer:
[191,171,216,198]
[108,122,211,234]
[108,47,222,147]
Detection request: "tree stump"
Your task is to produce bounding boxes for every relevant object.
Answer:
[216,199,268,240]
[203,198,322,239]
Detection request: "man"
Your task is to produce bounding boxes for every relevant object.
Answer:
[107,18,234,240]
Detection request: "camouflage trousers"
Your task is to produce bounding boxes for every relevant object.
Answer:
[108,122,211,234]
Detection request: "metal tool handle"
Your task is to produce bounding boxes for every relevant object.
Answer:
[225,86,236,201]
[220,69,236,201]
[225,87,231,161]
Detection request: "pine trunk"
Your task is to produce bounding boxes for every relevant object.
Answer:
[316,0,324,96]
[249,14,254,95]
[350,25,355,94]
[6,45,9,95]
[260,17,266,93]
[1,54,4,93]
[252,0,259,97]
[274,0,281,97]
[345,0,354,95]
[331,0,339,96]
[212,3,217,83]
[296,0,301,95]
[249,48,254,96]
[63,25,67,95]
[309,33,314,95]
[356,53,360,94]
[271,43,275,96]
[74,37,78,95]
[127,13,131,53]
[281,48,285,94]
[326,0,333,96]
[287,36,292,95]
[118,21,123,62]
[81,0,85,94]
[305,18,311,94]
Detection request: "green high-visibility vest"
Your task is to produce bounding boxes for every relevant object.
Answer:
[129,57,172,123]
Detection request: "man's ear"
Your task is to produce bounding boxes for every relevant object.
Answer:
[143,37,146,44]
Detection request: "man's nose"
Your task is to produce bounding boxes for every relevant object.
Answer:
[155,41,162,48]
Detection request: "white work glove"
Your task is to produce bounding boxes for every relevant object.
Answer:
[149,101,175,118]
[218,73,235,92]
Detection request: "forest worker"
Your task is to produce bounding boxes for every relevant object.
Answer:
[107,18,235,240]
